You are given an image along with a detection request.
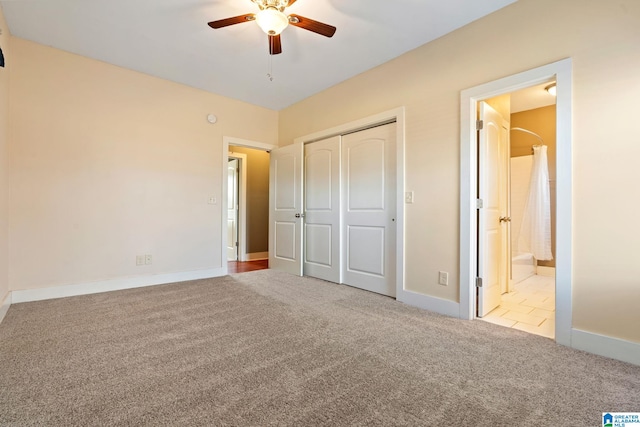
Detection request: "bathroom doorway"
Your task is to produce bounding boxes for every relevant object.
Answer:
[477,83,557,338]
[459,59,573,346]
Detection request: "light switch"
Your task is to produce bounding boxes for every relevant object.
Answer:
[405,191,414,204]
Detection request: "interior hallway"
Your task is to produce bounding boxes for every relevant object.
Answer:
[482,274,556,339]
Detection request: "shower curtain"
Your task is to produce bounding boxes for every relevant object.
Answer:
[518,145,553,260]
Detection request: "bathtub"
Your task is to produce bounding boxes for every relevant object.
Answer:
[512,252,536,284]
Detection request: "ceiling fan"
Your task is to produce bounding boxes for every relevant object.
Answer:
[207,0,336,55]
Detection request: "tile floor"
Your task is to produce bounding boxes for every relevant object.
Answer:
[482,274,556,339]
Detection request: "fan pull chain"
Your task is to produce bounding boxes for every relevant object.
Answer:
[267,55,274,82]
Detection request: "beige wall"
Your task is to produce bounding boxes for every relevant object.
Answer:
[511,105,556,268]
[9,38,278,291]
[229,146,269,254]
[279,0,640,343]
[0,6,9,304]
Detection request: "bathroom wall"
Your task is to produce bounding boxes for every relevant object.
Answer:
[511,105,556,267]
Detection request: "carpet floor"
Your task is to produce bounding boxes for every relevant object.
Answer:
[0,270,638,426]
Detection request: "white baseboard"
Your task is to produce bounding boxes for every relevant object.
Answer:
[0,291,11,324]
[397,289,460,318]
[572,329,640,366]
[245,252,269,261]
[11,268,226,304]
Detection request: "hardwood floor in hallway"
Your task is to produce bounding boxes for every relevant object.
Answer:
[228,259,269,274]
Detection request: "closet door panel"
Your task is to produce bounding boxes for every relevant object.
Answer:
[303,136,341,283]
[342,123,397,297]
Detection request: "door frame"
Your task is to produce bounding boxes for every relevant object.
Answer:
[222,137,277,273]
[227,152,247,261]
[293,107,406,299]
[459,58,572,345]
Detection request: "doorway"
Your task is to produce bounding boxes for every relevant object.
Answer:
[477,86,557,338]
[222,137,277,274]
[459,59,573,346]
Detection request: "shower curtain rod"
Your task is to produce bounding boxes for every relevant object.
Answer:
[510,127,545,144]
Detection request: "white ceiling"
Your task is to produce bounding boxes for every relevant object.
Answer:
[0,0,517,110]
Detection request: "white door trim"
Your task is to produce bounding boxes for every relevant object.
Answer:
[228,152,247,261]
[459,58,573,346]
[222,137,277,273]
[293,107,406,300]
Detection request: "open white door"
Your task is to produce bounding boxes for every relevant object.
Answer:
[304,136,341,283]
[477,102,509,316]
[269,143,304,275]
[227,158,239,261]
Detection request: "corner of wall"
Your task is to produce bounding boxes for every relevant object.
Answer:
[0,5,12,311]
[0,291,10,324]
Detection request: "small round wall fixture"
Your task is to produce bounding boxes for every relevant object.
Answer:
[207,114,217,124]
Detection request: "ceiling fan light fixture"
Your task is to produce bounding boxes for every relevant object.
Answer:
[256,8,289,35]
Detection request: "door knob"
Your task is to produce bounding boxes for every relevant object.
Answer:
[295,213,305,218]
[499,216,511,223]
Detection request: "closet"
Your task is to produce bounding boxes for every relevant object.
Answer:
[270,122,397,296]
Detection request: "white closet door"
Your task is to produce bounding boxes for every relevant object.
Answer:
[269,143,303,275]
[304,136,341,283]
[342,123,397,297]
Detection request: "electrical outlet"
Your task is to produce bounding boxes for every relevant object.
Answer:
[405,191,414,204]
[136,255,144,266]
[144,254,152,265]
[208,197,217,205]
[438,271,449,286]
